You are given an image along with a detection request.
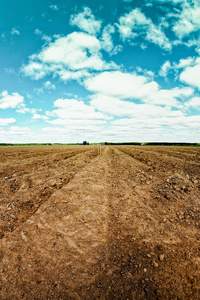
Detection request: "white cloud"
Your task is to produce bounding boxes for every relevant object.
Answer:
[110,45,123,55]
[117,8,171,50]
[41,35,52,43]
[84,71,159,100]
[175,57,196,69]
[34,29,42,35]
[172,2,200,38]
[117,8,146,40]
[90,94,179,118]
[38,32,102,69]
[185,97,200,109]
[144,86,194,106]
[34,29,51,43]
[46,98,111,126]
[44,81,56,90]
[0,90,24,109]
[70,7,102,35]
[145,3,153,7]
[180,58,200,89]
[32,113,49,120]
[55,69,91,82]
[86,70,194,118]
[21,61,51,80]
[0,118,16,126]
[9,126,31,135]
[11,28,20,35]
[146,23,172,50]
[101,25,115,52]
[111,114,200,131]
[50,5,58,11]
[0,91,43,118]
[159,57,198,78]
[22,32,118,81]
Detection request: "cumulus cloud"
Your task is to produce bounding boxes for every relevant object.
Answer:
[0,118,16,126]
[180,58,200,89]
[70,7,102,35]
[84,71,159,100]
[101,25,115,52]
[46,98,111,126]
[0,90,43,119]
[172,2,200,39]
[117,8,171,50]
[32,113,48,120]
[86,70,194,118]
[21,61,51,80]
[0,90,24,109]
[159,57,198,79]
[144,86,194,106]
[21,32,118,81]
[90,94,179,118]
[38,32,102,69]
[185,97,200,109]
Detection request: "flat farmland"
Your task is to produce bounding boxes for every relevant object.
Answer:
[0,145,200,299]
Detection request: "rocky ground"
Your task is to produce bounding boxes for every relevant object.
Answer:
[0,145,200,299]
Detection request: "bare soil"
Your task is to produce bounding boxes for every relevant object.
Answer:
[0,145,200,299]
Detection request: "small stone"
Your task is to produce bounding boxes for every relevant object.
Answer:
[153,261,159,267]
[147,254,151,258]
[144,268,147,272]
[159,254,165,261]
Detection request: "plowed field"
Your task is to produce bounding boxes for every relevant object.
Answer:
[0,145,200,299]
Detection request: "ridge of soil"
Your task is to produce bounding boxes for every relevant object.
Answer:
[0,145,200,299]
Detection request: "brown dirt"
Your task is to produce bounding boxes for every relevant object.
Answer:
[0,145,200,299]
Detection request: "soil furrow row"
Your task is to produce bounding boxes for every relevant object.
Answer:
[0,147,99,239]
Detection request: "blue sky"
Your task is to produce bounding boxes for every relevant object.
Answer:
[0,0,200,143]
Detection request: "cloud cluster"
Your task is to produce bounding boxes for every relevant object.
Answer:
[159,56,200,90]
[117,8,171,50]
[85,71,159,100]
[46,98,110,126]
[70,7,102,35]
[172,1,200,39]
[7,4,199,142]
[180,58,200,89]
[21,31,118,82]
[0,91,24,109]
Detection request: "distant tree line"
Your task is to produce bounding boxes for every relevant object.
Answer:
[0,142,199,147]
[104,142,200,146]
